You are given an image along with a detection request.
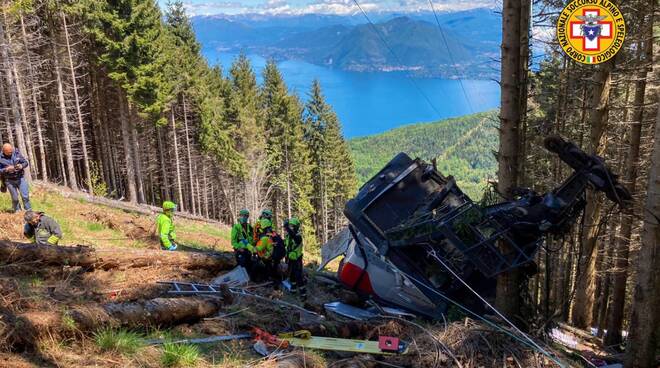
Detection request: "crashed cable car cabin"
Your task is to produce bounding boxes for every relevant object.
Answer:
[327,136,631,319]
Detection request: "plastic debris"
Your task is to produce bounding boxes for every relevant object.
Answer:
[212,266,250,287]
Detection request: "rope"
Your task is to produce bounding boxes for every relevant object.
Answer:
[424,249,566,367]
[391,250,566,367]
[427,0,475,114]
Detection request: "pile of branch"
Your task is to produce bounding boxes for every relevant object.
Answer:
[0,241,235,271]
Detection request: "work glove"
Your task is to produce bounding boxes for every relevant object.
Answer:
[288,251,297,260]
[168,243,178,251]
[47,235,60,245]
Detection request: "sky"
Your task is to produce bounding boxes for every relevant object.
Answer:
[157,0,498,16]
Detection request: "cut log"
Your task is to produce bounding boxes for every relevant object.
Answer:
[13,294,231,347]
[0,241,235,271]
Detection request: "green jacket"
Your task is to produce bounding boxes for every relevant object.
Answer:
[24,214,62,245]
[157,213,176,249]
[231,222,254,252]
[285,230,303,261]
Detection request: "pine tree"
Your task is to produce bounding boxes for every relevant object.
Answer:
[304,80,356,243]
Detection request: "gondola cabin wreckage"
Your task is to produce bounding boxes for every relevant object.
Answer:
[321,136,631,319]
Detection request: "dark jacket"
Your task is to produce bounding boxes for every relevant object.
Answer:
[24,214,63,245]
[0,149,29,181]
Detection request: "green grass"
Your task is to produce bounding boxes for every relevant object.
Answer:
[93,328,144,355]
[85,222,106,232]
[61,313,77,331]
[0,183,231,252]
[185,223,231,239]
[161,343,200,367]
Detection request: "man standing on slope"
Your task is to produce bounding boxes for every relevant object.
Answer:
[24,211,63,245]
[231,209,255,273]
[157,201,178,251]
[0,143,31,213]
[284,217,306,296]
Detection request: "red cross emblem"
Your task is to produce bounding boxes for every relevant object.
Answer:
[569,9,613,51]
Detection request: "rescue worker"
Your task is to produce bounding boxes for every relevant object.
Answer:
[231,209,254,272]
[284,217,306,296]
[255,218,285,285]
[157,201,178,251]
[253,209,273,244]
[23,211,62,245]
[0,143,31,212]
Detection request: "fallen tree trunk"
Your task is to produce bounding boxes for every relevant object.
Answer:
[12,294,231,347]
[0,241,235,271]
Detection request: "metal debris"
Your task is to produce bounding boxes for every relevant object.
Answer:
[144,333,252,345]
[211,266,250,287]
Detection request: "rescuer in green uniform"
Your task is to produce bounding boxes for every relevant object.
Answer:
[231,209,254,273]
[255,218,285,285]
[23,211,63,245]
[284,217,306,295]
[157,201,178,250]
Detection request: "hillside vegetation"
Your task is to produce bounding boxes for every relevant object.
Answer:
[349,111,499,199]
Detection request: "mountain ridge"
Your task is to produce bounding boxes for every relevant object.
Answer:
[192,8,500,78]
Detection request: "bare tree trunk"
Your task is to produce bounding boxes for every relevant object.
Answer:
[0,240,235,271]
[52,39,77,190]
[0,19,31,182]
[54,126,67,187]
[128,108,145,203]
[156,124,170,201]
[202,163,209,218]
[182,95,196,214]
[0,80,14,144]
[572,60,614,328]
[118,89,136,203]
[18,12,46,180]
[625,97,660,368]
[605,37,652,347]
[495,0,528,320]
[171,108,184,210]
[61,12,91,192]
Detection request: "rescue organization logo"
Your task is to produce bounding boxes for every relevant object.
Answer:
[556,0,625,65]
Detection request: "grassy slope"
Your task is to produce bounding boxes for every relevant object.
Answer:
[0,183,231,251]
[349,110,499,199]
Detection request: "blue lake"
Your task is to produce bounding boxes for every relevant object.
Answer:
[204,49,500,138]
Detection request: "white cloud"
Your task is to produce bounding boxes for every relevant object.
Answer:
[182,1,252,16]
[181,0,496,16]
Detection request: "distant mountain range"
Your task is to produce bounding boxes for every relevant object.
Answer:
[192,9,501,79]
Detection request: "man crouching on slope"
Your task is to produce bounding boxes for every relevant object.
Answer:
[157,201,178,251]
[24,211,63,245]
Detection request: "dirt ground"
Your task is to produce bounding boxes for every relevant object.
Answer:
[0,251,571,368]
